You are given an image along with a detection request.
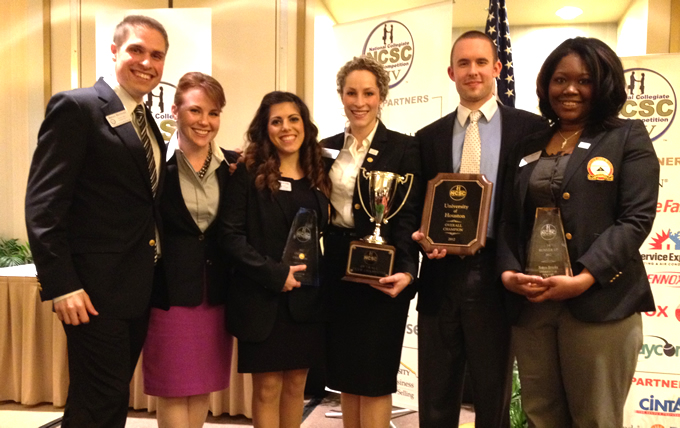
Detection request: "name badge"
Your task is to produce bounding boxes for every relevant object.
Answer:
[368,148,379,156]
[322,148,339,159]
[578,142,591,149]
[279,180,292,192]
[106,110,131,127]
[519,151,541,167]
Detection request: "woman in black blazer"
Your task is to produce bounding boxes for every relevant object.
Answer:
[220,91,330,427]
[322,56,421,428]
[497,38,659,427]
[142,72,239,428]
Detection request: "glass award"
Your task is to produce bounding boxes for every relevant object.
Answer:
[281,208,319,286]
[526,207,573,278]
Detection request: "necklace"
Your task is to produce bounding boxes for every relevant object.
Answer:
[197,145,213,179]
[557,129,582,149]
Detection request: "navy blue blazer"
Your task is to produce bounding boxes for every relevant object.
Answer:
[26,78,167,318]
[321,121,422,301]
[497,120,658,323]
[415,104,548,315]
[219,163,330,342]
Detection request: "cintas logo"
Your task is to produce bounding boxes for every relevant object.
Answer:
[637,394,680,416]
[145,81,177,142]
[621,68,676,142]
[362,21,414,88]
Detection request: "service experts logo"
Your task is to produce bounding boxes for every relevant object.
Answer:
[363,21,414,89]
[621,68,676,142]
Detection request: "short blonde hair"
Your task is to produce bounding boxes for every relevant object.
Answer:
[336,56,390,101]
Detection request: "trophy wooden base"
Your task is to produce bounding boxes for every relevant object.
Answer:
[343,241,396,285]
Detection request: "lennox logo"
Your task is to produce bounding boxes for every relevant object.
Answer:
[647,272,680,286]
[362,20,414,88]
[621,68,676,142]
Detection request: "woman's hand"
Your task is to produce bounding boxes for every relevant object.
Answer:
[412,230,447,259]
[282,265,306,292]
[501,270,547,298]
[528,269,595,302]
[371,272,413,298]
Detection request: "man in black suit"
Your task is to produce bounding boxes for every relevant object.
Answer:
[412,31,547,427]
[25,15,169,428]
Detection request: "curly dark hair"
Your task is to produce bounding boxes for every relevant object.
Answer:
[536,37,626,131]
[244,91,331,197]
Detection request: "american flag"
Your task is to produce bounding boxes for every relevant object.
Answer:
[485,0,515,107]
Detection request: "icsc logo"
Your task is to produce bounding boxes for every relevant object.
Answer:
[621,68,676,142]
[145,81,177,142]
[362,21,414,88]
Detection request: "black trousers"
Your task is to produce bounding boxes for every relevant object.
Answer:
[417,246,512,428]
[61,313,149,428]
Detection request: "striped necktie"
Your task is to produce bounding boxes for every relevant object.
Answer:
[133,105,158,195]
[460,110,482,174]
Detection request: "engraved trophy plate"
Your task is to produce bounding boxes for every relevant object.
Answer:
[526,207,573,278]
[282,208,319,286]
[343,169,413,285]
[418,173,493,255]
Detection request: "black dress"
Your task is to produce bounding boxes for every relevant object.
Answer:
[238,177,325,373]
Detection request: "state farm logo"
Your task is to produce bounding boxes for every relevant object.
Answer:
[362,20,414,88]
[621,68,676,142]
[658,199,680,213]
[145,81,177,142]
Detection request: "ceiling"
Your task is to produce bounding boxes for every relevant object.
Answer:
[321,0,634,27]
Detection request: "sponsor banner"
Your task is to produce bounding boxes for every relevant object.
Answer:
[322,1,454,139]
[622,54,680,427]
[328,2,452,411]
[95,9,212,142]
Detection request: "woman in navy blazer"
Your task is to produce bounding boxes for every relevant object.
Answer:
[142,72,238,428]
[497,38,659,427]
[220,91,330,427]
[321,56,421,428]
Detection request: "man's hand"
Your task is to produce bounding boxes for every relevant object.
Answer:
[54,290,99,325]
[412,230,447,259]
[371,272,412,298]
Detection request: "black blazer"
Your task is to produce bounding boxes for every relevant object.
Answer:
[25,78,167,319]
[153,148,239,309]
[320,121,422,301]
[415,104,548,315]
[497,120,658,323]
[219,163,330,342]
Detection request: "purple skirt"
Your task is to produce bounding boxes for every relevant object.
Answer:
[143,300,233,397]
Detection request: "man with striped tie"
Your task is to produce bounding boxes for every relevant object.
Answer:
[25,15,169,428]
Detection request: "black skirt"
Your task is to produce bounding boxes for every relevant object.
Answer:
[324,232,410,397]
[238,293,325,373]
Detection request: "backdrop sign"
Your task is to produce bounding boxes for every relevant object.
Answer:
[329,1,453,411]
[621,54,680,427]
[95,9,212,142]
